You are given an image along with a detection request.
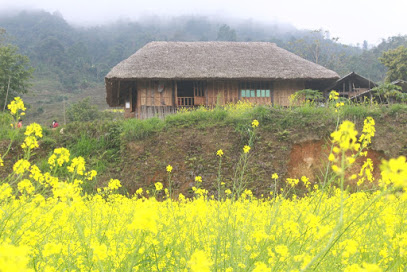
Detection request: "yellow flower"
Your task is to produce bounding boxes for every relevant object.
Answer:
[330,120,359,152]
[7,97,26,115]
[272,173,279,179]
[195,176,202,183]
[332,165,341,173]
[67,156,86,175]
[253,262,270,272]
[188,250,213,272]
[21,135,39,150]
[328,153,335,161]
[329,90,339,101]
[380,156,407,188]
[216,149,224,157]
[166,164,173,173]
[85,170,97,181]
[0,243,31,271]
[17,179,35,194]
[285,178,299,187]
[108,179,122,190]
[225,189,232,195]
[155,182,163,191]
[49,147,70,168]
[0,184,13,200]
[243,145,251,154]
[252,119,259,128]
[301,176,310,188]
[24,123,43,138]
[0,156,3,167]
[13,159,31,175]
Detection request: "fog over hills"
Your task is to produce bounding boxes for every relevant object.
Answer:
[0,8,406,93]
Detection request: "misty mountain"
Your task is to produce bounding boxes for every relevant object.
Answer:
[1,10,406,91]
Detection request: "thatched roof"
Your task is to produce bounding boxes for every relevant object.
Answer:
[105,42,339,106]
[106,42,339,80]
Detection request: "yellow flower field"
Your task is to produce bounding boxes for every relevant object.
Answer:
[1,96,407,271]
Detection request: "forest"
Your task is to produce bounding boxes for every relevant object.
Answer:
[1,9,407,93]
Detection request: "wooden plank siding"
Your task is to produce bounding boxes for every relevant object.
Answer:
[122,79,307,118]
[273,80,305,106]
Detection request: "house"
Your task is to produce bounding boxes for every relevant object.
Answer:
[326,72,377,101]
[105,42,339,118]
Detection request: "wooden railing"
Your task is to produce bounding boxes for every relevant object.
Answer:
[178,97,194,106]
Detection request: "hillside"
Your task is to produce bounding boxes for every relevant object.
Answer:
[1,104,407,197]
[2,10,407,125]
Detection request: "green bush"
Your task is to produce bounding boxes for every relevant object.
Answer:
[66,98,100,122]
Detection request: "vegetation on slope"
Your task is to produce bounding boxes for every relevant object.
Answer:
[1,97,407,271]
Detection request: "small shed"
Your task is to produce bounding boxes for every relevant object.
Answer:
[326,72,377,100]
[105,42,339,118]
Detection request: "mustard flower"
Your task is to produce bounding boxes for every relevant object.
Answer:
[301,176,310,188]
[21,135,39,150]
[108,179,122,190]
[85,170,97,181]
[166,164,173,173]
[272,173,279,179]
[67,157,86,175]
[285,178,299,187]
[17,179,35,194]
[252,119,259,128]
[13,159,31,175]
[216,149,224,157]
[329,90,339,101]
[195,176,202,183]
[155,182,163,191]
[91,242,108,262]
[188,250,213,272]
[29,165,44,184]
[330,120,359,152]
[359,116,376,148]
[24,123,43,138]
[0,156,3,167]
[243,145,251,154]
[0,243,31,271]
[7,97,26,115]
[49,147,70,168]
[253,262,270,272]
[380,156,407,188]
[0,183,13,200]
[328,153,335,161]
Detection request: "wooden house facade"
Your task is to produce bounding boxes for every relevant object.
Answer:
[105,42,339,118]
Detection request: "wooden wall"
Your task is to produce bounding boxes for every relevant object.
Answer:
[137,80,174,107]
[120,79,308,118]
[206,81,239,106]
[273,80,305,106]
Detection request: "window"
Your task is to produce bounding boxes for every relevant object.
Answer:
[239,82,272,98]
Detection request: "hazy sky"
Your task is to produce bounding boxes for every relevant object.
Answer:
[2,0,407,45]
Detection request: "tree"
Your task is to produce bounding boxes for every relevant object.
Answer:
[371,83,402,104]
[216,24,237,41]
[379,46,407,82]
[0,30,34,110]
